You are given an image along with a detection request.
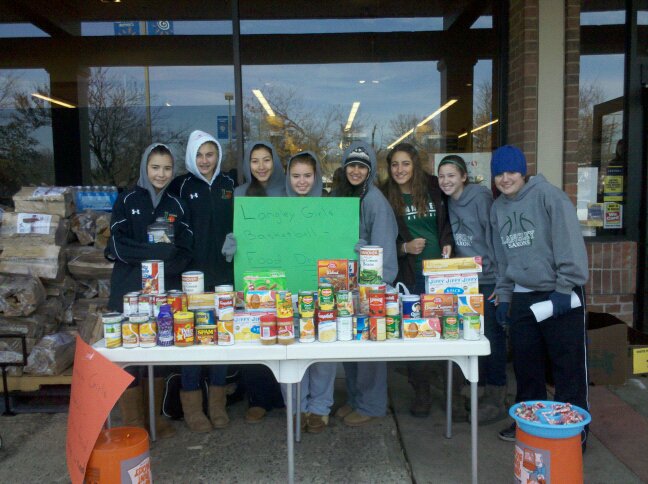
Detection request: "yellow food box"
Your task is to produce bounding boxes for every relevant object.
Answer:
[233,312,267,343]
[425,273,479,294]
[422,257,483,275]
[188,292,216,309]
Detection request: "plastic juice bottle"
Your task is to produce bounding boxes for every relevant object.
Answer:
[157,304,174,346]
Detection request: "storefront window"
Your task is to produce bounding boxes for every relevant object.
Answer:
[577,4,626,236]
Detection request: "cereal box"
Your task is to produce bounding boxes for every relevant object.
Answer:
[457,294,485,334]
[402,318,441,340]
[422,256,483,275]
[421,294,456,318]
[317,259,350,292]
[425,273,479,295]
[233,312,268,342]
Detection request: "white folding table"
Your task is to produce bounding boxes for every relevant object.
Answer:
[94,337,490,484]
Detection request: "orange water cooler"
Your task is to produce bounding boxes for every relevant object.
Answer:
[85,427,152,483]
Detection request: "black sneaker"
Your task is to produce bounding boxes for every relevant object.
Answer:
[498,422,516,442]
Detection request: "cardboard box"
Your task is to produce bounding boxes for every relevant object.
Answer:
[627,325,648,375]
[318,259,350,291]
[422,256,482,275]
[402,318,441,340]
[13,186,75,218]
[425,273,479,294]
[587,312,627,385]
[421,294,455,318]
[233,312,269,343]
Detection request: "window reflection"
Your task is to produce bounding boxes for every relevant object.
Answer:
[240,18,444,35]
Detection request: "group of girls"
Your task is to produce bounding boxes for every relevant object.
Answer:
[108,129,586,445]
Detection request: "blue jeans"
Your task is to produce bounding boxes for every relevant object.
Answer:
[281,362,337,416]
[479,283,507,387]
[181,365,227,391]
[343,361,387,417]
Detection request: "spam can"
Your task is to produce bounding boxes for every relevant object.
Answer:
[195,309,216,326]
[369,317,386,341]
[318,284,335,310]
[298,291,316,317]
[353,314,369,340]
[139,319,157,348]
[442,313,460,340]
[174,311,194,346]
[102,312,123,348]
[386,315,401,339]
[195,325,217,345]
[142,259,165,294]
[337,316,353,341]
[462,312,481,341]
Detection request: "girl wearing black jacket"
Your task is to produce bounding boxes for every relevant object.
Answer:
[106,143,193,439]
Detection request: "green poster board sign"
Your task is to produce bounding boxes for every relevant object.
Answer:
[233,197,359,293]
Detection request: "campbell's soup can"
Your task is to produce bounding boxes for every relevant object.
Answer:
[369,317,386,341]
[299,318,315,343]
[318,284,335,310]
[152,294,167,318]
[122,292,139,317]
[402,295,421,319]
[174,311,194,346]
[368,289,386,317]
[385,288,399,304]
[386,302,400,316]
[142,260,165,294]
[138,294,153,317]
[353,314,369,340]
[215,284,234,293]
[140,319,157,348]
[359,246,383,285]
[218,319,235,346]
[182,271,204,294]
[298,291,316,317]
[167,290,187,313]
[337,316,353,341]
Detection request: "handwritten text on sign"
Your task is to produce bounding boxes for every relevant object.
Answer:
[234,197,359,292]
[66,337,134,484]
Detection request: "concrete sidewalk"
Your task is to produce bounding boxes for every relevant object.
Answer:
[0,364,646,483]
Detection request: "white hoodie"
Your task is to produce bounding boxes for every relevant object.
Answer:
[184,130,223,186]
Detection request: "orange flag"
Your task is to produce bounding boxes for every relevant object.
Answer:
[66,336,134,484]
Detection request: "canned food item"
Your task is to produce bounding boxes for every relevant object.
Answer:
[358,284,386,313]
[195,325,217,345]
[336,290,354,316]
[260,313,277,345]
[195,309,216,326]
[442,313,460,340]
[123,292,139,317]
[182,271,205,294]
[386,302,400,316]
[299,318,315,343]
[385,288,399,304]
[167,290,187,313]
[276,290,294,319]
[217,294,235,319]
[369,317,386,341]
[129,312,149,324]
[142,260,165,294]
[138,294,153,317]
[386,315,401,339]
[152,294,167,318]
[174,311,194,346]
[122,319,141,348]
[337,316,353,341]
[402,295,421,319]
[217,319,235,346]
[368,289,386,317]
[318,284,335,310]
[359,246,383,285]
[214,284,234,293]
[102,312,123,348]
[277,317,295,345]
[318,319,337,343]
[140,319,157,348]
[462,312,481,341]
[348,259,358,290]
[353,314,369,340]
[298,291,316,317]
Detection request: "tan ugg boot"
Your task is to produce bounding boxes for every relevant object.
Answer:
[119,385,145,428]
[142,378,176,439]
[180,390,212,433]
[208,385,230,429]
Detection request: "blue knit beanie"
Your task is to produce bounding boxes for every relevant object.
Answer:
[491,145,527,178]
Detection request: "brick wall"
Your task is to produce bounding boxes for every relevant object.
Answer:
[563,0,580,202]
[507,0,539,173]
[585,241,637,325]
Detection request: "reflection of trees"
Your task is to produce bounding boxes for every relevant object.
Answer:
[89,68,187,186]
[578,81,620,168]
[472,81,492,152]
[243,86,347,178]
[0,75,54,202]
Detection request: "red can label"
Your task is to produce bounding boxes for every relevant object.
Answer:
[368,292,386,317]
[167,292,186,313]
[317,310,336,322]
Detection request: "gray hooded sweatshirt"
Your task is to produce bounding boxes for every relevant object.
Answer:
[285,151,323,197]
[234,141,286,197]
[337,141,399,285]
[447,184,496,285]
[490,174,588,303]
[137,142,173,207]
[184,130,223,186]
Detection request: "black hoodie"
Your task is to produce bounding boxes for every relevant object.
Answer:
[106,143,193,311]
[168,130,237,289]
